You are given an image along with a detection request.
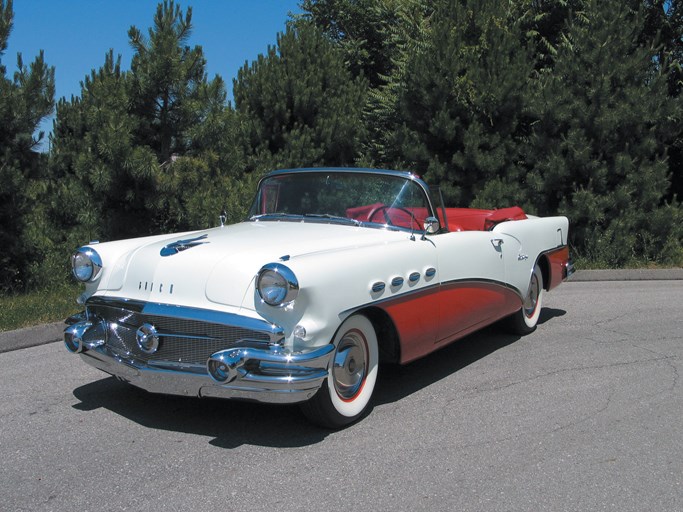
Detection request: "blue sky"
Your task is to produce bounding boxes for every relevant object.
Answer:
[3,0,302,144]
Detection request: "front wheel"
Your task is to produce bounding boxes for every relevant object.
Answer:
[300,314,379,429]
[507,264,544,335]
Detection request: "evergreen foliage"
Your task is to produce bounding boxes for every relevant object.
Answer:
[526,0,682,265]
[0,0,55,292]
[233,21,367,171]
[299,0,399,88]
[48,1,247,249]
[391,0,534,208]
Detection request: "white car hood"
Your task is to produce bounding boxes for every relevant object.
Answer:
[103,221,399,310]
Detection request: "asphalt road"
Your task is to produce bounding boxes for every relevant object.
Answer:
[1,280,682,512]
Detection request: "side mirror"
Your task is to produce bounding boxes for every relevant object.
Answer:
[423,217,440,234]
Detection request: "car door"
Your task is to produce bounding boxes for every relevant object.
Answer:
[430,230,522,345]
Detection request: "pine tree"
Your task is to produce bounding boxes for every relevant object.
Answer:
[233,21,367,172]
[0,0,55,291]
[49,1,239,244]
[128,0,213,164]
[49,51,159,242]
[300,0,399,88]
[526,0,682,265]
[390,0,533,208]
[514,0,587,71]
[640,0,683,202]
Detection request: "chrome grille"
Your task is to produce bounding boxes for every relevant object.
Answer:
[88,302,273,366]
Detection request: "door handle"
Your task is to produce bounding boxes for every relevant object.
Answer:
[490,238,504,248]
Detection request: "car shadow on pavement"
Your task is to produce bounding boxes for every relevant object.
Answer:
[373,307,566,405]
[538,307,566,325]
[71,307,566,447]
[72,377,329,448]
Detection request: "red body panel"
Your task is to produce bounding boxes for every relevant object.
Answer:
[545,246,570,291]
[380,281,522,364]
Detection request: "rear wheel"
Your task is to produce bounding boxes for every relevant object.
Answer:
[300,314,379,429]
[507,264,544,335]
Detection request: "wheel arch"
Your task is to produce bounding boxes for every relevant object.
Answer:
[536,253,551,291]
[356,306,401,364]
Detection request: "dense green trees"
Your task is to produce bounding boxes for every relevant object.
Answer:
[0,0,55,290]
[526,0,682,265]
[234,21,367,172]
[0,0,682,293]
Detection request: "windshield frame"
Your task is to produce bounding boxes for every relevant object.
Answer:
[246,168,443,234]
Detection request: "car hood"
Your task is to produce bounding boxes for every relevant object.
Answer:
[100,221,401,310]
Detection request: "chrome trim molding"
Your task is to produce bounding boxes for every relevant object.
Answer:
[64,320,107,353]
[371,281,386,293]
[207,344,334,385]
[160,234,209,257]
[343,282,441,316]
[69,331,333,404]
[249,168,441,235]
[63,296,335,404]
[87,296,285,343]
[344,278,524,318]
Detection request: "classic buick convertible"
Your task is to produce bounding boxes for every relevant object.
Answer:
[65,168,573,427]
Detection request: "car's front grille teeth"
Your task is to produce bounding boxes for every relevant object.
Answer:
[88,304,271,366]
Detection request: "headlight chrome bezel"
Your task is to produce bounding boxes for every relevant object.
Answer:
[71,247,103,282]
[256,263,299,307]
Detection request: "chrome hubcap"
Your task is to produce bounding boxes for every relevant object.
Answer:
[332,331,367,400]
[523,272,540,318]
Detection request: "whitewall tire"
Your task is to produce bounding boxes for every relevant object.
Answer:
[508,264,544,335]
[300,314,379,428]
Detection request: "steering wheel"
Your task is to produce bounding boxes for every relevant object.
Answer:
[368,206,419,229]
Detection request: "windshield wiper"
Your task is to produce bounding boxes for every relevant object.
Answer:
[249,213,304,221]
[303,214,361,226]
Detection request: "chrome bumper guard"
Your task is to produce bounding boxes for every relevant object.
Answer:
[64,319,334,404]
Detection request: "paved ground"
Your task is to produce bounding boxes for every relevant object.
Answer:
[1,280,681,511]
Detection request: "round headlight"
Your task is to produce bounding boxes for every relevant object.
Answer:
[257,263,299,306]
[71,247,103,282]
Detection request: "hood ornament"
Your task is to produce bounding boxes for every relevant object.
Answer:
[160,234,209,257]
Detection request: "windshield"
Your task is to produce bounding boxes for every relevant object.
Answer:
[247,171,434,231]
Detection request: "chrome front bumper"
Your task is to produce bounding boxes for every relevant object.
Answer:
[64,310,334,404]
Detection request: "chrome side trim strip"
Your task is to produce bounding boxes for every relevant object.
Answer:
[344,278,524,317]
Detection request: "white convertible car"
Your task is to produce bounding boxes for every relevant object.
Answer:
[65,168,573,427]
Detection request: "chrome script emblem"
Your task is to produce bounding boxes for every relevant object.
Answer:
[160,234,209,257]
